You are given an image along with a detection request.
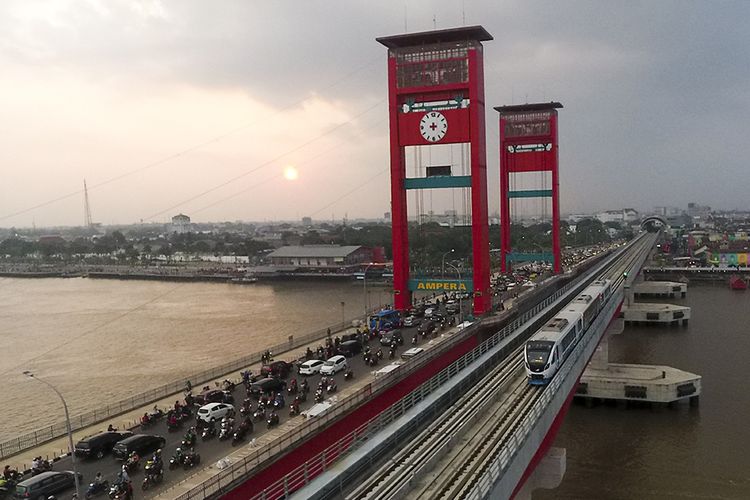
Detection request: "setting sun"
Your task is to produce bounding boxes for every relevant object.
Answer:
[283,165,299,181]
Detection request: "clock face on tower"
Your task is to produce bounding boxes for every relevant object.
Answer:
[419,111,448,143]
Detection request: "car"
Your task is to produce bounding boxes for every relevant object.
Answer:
[112,434,166,461]
[74,430,133,459]
[261,361,293,379]
[13,471,83,500]
[445,300,459,314]
[403,315,421,327]
[194,389,234,405]
[320,355,347,376]
[196,402,235,423]
[379,329,404,346]
[338,340,362,357]
[248,377,287,398]
[299,359,324,376]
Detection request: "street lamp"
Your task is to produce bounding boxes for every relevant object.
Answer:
[362,262,376,329]
[23,371,81,500]
[441,249,455,278]
[340,301,345,327]
[446,262,463,324]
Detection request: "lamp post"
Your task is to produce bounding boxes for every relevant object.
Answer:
[22,371,81,500]
[362,262,376,329]
[446,262,463,324]
[441,249,455,278]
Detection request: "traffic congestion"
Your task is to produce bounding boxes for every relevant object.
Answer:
[1,300,465,500]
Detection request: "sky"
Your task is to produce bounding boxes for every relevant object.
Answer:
[1,0,748,228]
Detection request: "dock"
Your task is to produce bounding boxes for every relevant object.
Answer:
[576,363,701,406]
[621,302,690,325]
[633,280,687,298]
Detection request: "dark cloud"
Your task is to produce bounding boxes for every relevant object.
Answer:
[1,0,749,225]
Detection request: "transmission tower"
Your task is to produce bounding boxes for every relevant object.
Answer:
[84,179,93,228]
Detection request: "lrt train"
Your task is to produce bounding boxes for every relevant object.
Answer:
[524,279,612,385]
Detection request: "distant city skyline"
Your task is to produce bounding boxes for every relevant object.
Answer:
[1,1,748,228]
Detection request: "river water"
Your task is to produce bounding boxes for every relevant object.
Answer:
[4,278,748,498]
[0,277,385,441]
[534,284,750,499]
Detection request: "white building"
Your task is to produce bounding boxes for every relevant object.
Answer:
[170,213,191,234]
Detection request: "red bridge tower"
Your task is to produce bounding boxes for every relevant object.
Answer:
[377,26,493,316]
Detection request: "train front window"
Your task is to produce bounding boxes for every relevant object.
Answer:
[526,341,554,367]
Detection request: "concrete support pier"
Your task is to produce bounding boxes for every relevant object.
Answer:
[634,280,687,298]
[621,302,690,326]
[577,363,702,405]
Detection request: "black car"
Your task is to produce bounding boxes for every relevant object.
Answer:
[112,434,166,460]
[74,430,133,459]
[338,340,362,357]
[379,330,404,346]
[13,471,82,500]
[248,377,287,398]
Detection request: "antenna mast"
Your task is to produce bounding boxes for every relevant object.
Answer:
[84,179,93,228]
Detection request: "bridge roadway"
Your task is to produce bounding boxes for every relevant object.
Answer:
[14,313,464,499]
[293,232,655,500]
[14,243,619,499]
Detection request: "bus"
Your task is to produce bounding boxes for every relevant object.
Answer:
[369,309,401,332]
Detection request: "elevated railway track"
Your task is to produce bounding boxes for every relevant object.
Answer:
[345,233,655,500]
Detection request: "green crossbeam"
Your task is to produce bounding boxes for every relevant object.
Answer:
[508,189,553,198]
[404,176,472,190]
[506,252,554,262]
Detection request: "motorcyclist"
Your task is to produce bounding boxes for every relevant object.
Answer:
[127,451,139,470]
[107,424,116,432]
[3,465,17,480]
[31,457,42,471]
[117,465,130,485]
[141,412,151,426]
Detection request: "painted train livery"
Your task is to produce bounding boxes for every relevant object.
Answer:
[524,279,612,385]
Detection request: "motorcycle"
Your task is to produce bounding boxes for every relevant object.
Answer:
[267,412,280,429]
[219,422,233,441]
[183,451,201,470]
[124,456,140,474]
[141,465,162,491]
[85,479,109,498]
[287,381,298,395]
[376,349,383,360]
[31,459,52,476]
[231,426,248,446]
[108,481,133,500]
[273,396,284,409]
[169,452,184,470]
[344,370,354,381]
[389,348,396,360]
[201,425,217,441]
[239,399,253,417]
[412,335,418,345]
[315,390,324,403]
[252,408,266,422]
[181,432,197,448]
[166,417,182,432]
[326,381,337,394]
[300,380,310,394]
[289,402,300,417]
